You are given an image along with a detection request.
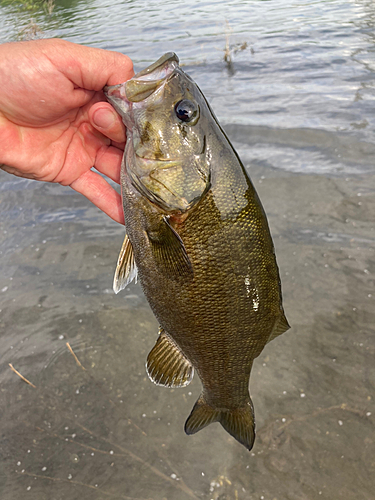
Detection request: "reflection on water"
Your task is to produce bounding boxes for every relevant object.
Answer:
[0,0,375,499]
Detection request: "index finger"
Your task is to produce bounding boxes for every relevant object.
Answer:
[94,144,124,184]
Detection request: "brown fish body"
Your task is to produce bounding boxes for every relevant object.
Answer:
[105,53,289,450]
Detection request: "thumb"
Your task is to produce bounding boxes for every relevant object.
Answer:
[89,102,127,144]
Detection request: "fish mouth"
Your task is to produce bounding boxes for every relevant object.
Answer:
[104,52,179,107]
[133,52,179,81]
[135,152,181,163]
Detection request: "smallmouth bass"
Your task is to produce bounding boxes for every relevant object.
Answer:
[105,53,289,450]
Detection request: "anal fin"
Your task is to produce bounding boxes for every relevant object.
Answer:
[146,329,194,388]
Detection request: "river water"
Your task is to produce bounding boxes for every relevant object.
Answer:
[0,1,374,499]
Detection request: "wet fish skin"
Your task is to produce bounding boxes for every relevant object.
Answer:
[105,53,289,450]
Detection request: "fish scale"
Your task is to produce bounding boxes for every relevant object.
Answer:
[105,52,289,450]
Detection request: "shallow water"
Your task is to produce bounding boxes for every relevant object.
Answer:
[1,1,375,499]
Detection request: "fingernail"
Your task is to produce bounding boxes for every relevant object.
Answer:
[93,108,116,129]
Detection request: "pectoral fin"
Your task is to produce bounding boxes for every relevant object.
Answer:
[147,216,193,279]
[146,328,194,387]
[113,234,138,294]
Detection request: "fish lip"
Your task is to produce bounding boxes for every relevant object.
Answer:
[134,152,179,161]
[134,149,206,164]
[135,153,181,163]
[104,52,179,105]
[103,82,130,117]
[133,52,179,80]
[104,82,127,100]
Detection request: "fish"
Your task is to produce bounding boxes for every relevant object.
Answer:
[104,53,289,451]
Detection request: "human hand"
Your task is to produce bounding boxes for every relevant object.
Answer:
[0,39,134,224]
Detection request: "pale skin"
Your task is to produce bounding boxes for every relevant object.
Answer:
[0,38,134,224]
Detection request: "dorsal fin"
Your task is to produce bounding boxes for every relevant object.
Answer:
[267,313,290,344]
[113,233,138,294]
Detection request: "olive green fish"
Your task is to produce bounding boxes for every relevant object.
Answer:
[104,53,289,451]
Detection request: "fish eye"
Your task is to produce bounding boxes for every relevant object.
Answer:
[175,99,198,123]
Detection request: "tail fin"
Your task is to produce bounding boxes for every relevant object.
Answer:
[184,395,256,451]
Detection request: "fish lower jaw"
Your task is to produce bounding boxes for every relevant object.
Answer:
[135,154,181,163]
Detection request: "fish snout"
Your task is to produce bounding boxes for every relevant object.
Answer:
[104,82,130,117]
[104,52,179,112]
[124,52,179,102]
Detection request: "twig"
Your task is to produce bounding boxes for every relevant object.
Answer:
[8,364,36,389]
[17,20,43,41]
[45,0,54,15]
[66,342,86,370]
[224,19,232,64]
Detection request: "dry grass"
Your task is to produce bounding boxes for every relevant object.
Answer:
[8,363,36,388]
[223,20,251,71]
